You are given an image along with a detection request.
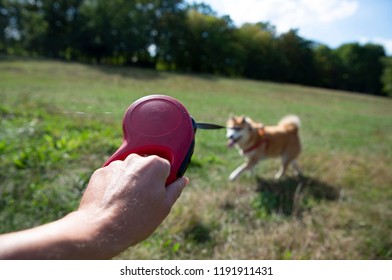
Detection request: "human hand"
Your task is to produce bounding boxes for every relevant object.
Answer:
[76,153,189,258]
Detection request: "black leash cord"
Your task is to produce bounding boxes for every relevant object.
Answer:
[196,123,226,130]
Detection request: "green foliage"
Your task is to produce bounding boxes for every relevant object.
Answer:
[335,43,386,95]
[276,29,317,85]
[313,45,342,88]
[235,23,277,80]
[382,57,392,97]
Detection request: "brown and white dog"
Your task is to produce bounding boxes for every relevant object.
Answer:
[226,115,302,180]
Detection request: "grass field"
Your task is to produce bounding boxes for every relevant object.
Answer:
[1,56,392,259]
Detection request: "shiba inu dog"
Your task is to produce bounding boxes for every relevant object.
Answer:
[226,115,302,180]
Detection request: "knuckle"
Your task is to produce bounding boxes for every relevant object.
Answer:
[124,153,140,163]
[150,155,169,165]
[149,155,171,173]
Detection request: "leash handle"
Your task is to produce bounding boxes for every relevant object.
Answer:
[103,95,195,186]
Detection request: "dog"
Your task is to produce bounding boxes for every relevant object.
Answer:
[226,114,302,180]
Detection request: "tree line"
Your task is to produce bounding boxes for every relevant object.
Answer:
[1,0,391,96]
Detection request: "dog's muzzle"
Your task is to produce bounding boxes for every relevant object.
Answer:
[226,127,242,148]
[227,135,242,147]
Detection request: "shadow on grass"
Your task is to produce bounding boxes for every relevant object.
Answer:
[254,175,342,217]
[184,222,211,244]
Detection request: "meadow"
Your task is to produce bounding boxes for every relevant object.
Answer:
[1,56,391,259]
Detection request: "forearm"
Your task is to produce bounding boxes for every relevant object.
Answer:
[0,211,117,260]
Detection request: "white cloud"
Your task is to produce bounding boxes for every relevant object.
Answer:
[200,0,358,33]
[190,1,392,56]
[305,0,358,23]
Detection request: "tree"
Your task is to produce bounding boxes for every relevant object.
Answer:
[335,43,386,95]
[173,8,238,75]
[381,57,392,97]
[0,0,9,51]
[313,44,343,89]
[76,0,178,66]
[149,0,188,69]
[0,0,47,55]
[77,0,131,64]
[276,29,317,85]
[39,0,83,58]
[234,22,279,80]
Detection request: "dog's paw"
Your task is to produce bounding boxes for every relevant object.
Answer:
[274,172,283,180]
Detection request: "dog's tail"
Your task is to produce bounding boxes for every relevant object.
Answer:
[278,115,301,131]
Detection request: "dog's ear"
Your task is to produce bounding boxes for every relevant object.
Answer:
[240,115,246,123]
[228,113,235,120]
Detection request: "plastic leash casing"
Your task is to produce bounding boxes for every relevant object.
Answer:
[103,95,196,185]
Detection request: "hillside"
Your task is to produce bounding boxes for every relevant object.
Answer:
[1,57,391,259]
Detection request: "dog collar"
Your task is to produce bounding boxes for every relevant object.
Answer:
[243,138,268,154]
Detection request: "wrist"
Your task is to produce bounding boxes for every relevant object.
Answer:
[67,208,130,259]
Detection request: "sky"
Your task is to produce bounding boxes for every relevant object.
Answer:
[186,0,392,55]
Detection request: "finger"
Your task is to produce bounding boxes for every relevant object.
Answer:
[106,158,126,170]
[123,153,141,164]
[165,177,189,206]
[144,155,171,179]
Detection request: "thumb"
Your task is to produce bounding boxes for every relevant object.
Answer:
[165,177,189,206]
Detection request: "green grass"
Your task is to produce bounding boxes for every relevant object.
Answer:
[1,56,392,259]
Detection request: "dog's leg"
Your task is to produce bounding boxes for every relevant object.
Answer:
[229,163,248,181]
[229,160,257,181]
[274,166,285,179]
[291,160,302,176]
[275,155,290,179]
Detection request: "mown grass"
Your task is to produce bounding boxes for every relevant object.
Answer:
[1,56,391,259]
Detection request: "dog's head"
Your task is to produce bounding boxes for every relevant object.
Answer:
[226,115,253,148]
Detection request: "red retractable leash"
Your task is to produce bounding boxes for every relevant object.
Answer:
[103,95,225,185]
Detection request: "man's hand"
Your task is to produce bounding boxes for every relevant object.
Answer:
[78,154,189,257]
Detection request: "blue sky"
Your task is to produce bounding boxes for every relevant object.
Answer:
[186,0,392,55]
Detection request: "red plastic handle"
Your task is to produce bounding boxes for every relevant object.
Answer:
[103,95,195,185]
